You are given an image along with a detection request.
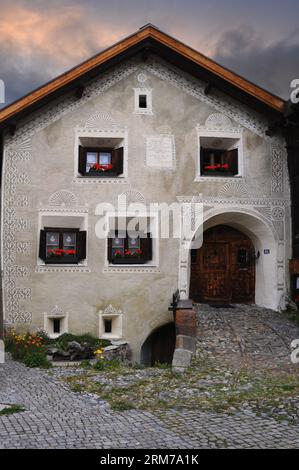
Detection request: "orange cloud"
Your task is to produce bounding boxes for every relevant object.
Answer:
[0,4,127,67]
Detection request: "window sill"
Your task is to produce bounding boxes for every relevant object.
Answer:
[103,265,160,273]
[111,258,147,265]
[36,265,90,273]
[73,177,129,185]
[194,175,244,183]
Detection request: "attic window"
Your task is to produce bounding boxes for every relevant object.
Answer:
[139,94,147,108]
[134,88,152,114]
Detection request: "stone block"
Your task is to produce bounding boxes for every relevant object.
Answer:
[175,335,197,353]
[172,348,192,372]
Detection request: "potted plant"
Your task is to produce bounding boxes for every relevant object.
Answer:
[112,249,146,264]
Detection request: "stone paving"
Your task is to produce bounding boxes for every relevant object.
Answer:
[0,305,299,449]
[195,304,299,374]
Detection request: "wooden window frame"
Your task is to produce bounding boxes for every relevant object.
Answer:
[78,146,124,177]
[39,227,86,264]
[200,147,239,177]
[108,231,152,265]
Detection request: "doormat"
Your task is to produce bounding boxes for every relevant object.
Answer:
[209,304,235,309]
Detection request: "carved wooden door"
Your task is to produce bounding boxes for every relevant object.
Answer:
[190,225,255,304]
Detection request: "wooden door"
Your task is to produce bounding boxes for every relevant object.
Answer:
[190,225,255,304]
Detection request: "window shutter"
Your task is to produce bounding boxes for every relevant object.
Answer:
[39,230,47,261]
[107,237,113,262]
[140,233,152,261]
[200,147,205,174]
[76,231,87,261]
[226,149,238,175]
[111,147,124,175]
[78,146,86,175]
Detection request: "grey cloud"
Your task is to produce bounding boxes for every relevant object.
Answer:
[213,26,299,99]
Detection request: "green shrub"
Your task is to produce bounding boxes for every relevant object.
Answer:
[53,333,110,351]
[23,351,52,369]
[0,405,25,416]
[80,360,91,369]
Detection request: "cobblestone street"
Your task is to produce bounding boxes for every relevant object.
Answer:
[1,306,299,449]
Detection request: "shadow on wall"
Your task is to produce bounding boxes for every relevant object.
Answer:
[140,322,176,367]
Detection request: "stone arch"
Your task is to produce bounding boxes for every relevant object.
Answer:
[140,322,176,366]
[182,208,283,310]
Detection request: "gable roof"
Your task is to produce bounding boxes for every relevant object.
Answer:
[0,24,286,129]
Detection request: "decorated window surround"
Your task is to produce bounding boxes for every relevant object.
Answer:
[98,305,123,340]
[43,306,69,339]
[133,88,153,115]
[103,210,159,270]
[195,127,244,182]
[74,127,129,181]
[36,209,88,268]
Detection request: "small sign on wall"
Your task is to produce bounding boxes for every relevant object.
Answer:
[264,249,270,255]
[146,135,175,169]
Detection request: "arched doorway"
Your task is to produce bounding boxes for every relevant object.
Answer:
[190,225,255,304]
[140,323,176,366]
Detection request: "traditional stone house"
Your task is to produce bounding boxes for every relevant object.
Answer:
[0,25,296,362]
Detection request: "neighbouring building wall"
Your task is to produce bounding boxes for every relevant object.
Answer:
[1,55,291,361]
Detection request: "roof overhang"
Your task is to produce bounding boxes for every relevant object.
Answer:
[0,24,286,131]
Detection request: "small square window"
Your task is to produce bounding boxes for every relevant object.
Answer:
[139,94,147,108]
[104,319,112,334]
[53,319,61,334]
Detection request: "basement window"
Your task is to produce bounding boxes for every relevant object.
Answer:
[53,319,61,334]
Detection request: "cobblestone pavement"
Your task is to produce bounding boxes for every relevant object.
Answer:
[1,305,299,449]
[195,304,299,374]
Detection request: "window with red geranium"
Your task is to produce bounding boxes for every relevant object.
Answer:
[39,228,86,264]
[78,146,123,177]
[108,232,152,264]
[201,147,238,176]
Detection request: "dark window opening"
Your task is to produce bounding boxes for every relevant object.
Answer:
[53,319,61,334]
[108,219,152,265]
[139,94,147,108]
[39,228,86,264]
[201,147,238,176]
[104,319,112,334]
[78,146,123,177]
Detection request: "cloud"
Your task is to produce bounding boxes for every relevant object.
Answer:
[0,2,127,105]
[213,26,299,99]
[0,2,298,106]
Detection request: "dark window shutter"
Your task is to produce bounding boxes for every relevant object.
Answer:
[140,233,152,261]
[39,230,47,261]
[200,147,205,174]
[78,146,86,175]
[107,237,113,262]
[76,231,87,261]
[226,149,238,175]
[111,147,124,175]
